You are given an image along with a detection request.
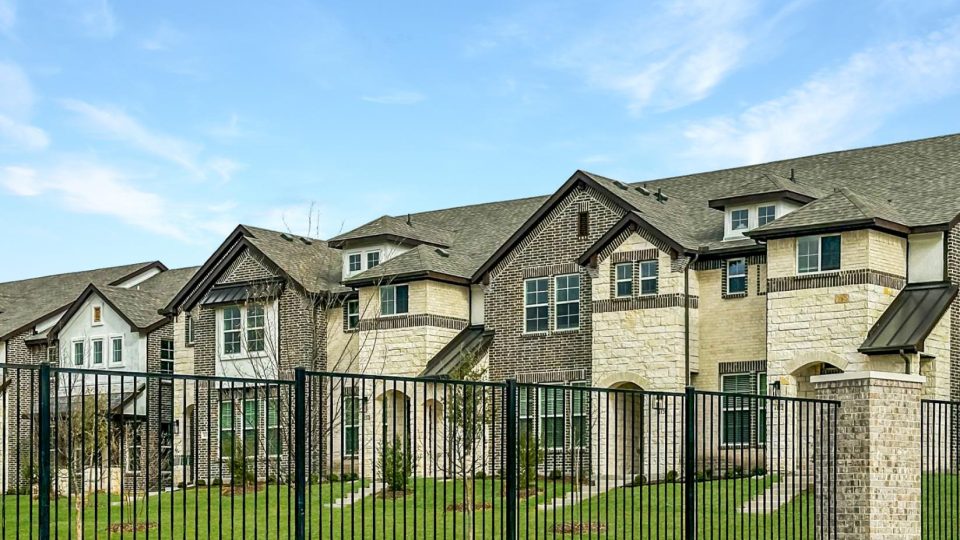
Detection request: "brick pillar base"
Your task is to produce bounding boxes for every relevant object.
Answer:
[812,371,923,540]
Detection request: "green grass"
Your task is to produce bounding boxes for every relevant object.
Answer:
[2,474,951,538]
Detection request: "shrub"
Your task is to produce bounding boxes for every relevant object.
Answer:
[474,470,487,480]
[548,469,564,481]
[378,438,410,492]
[343,472,359,481]
[517,433,543,488]
[665,470,679,483]
[327,473,340,482]
[752,467,766,477]
[627,474,647,487]
[725,466,744,479]
[695,469,713,482]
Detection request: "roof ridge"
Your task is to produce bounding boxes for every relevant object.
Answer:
[0,261,158,287]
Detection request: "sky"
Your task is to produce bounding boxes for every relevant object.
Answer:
[1,0,959,281]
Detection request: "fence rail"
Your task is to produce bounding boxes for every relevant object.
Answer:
[0,363,838,538]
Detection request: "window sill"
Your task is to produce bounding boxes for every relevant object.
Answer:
[722,292,748,299]
[554,327,581,334]
[796,269,841,277]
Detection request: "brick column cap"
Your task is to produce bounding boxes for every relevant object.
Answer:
[810,370,925,385]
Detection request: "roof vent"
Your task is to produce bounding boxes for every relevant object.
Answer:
[635,185,650,196]
[655,188,668,203]
[280,233,294,242]
[789,168,797,182]
[407,214,412,226]
[299,237,312,245]
[435,248,450,258]
[613,181,628,190]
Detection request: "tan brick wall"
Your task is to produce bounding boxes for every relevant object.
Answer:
[357,325,461,377]
[326,304,359,372]
[424,281,469,319]
[767,230,905,279]
[867,230,907,276]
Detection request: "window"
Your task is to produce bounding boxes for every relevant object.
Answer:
[92,339,103,365]
[246,303,265,353]
[346,299,360,330]
[577,211,589,237]
[367,251,381,269]
[160,339,174,374]
[111,337,123,363]
[222,306,242,355]
[727,259,747,295]
[798,235,841,274]
[721,373,767,446]
[127,427,142,472]
[92,305,103,326]
[518,387,533,436]
[758,205,776,226]
[640,261,658,296]
[160,422,174,475]
[73,341,84,366]
[571,382,587,449]
[243,399,258,458]
[185,314,196,345]
[731,209,749,230]
[266,398,281,457]
[540,387,564,449]
[220,401,234,460]
[554,274,580,330]
[342,388,361,457]
[524,278,549,333]
[615,263,633,298]
[380,285,409,316]
[348,253,362,272]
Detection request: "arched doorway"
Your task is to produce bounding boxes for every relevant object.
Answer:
[607,382,645,480]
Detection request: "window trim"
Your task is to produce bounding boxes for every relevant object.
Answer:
[266,397,281,458]
[366,250,381,269]
[554,274,580,331]
[219,401,234,462]
[540,387,565,450]
[184,314,196,346]
[730,208,750,231]
[347,253,362,273]
[726,258,748,296]
[757,205,777,227]
[719,372,767,448]
[110,335,124,365]
[342,387,361,458]
[219,303,271,359]
[72,339,84,367]
[91,338,104,365]
[346,299,360,330]
[523,278,550,334]
[242,398,258,460]
[379,284,409,317]
[91,304,103,326]
[639,260,659,297]
[614,262,633,298]
[159,339,175,374]
[796,234,842,275]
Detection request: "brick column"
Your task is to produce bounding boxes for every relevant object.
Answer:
[811,371,923,540]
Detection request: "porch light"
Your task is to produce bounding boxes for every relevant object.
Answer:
[769,381,781,398]
[653,395,665,413]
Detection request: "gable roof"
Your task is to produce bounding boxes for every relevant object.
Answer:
[0,262,165,341]
[707,172,826,209]
[164,225,347,314]
[748,187,911,239]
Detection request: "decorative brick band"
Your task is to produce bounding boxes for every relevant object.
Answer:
[523,263,580,279]
[358,314,469,332]
[593,293,698,313]
[517,369,587,384]
[719,360,767,375]
[767,269,905,293]
[611,249,659,264]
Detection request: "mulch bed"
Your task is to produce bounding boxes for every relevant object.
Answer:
[221,484,265,496]
[376,489,410,500]
[515,487,544,499]
[445,501,493,512]
[107,522,158,533]
[551,522,607,534]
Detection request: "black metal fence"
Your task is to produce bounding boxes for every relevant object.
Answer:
[0,363,838,538]
[921,399,960,538]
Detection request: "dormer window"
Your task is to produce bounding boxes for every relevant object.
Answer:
[758,205,777,226]
[731,209,749,230]
[348,254,362,273]
[367,251,381,269]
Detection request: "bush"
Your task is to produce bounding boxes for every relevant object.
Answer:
[665,470,679,483]
[695,469,713,482]
[725,466,744,479]
[627,474,647,487]
[474,470,487,480]
[327,473,340,482]
[752,467,766,477]
[548,469,564,481]
[343,472,359,481]
[517,433,543,488]
[378,438,410,492]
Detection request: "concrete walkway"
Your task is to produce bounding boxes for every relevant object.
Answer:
[536,476,627,510]
[325,480,384,508]
[739,476,811,514]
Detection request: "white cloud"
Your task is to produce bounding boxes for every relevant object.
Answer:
[206,156,244,182]
[77,0,118,39]
[0,115,49,150]
[683,19,960,166]
[0,0,15,36]
[361,91,426,105]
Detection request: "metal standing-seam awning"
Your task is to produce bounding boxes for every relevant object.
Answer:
[201,278,284,306]
[859,282,958,355]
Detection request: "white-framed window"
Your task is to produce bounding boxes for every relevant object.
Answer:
[160,339,174,374]
[111,336,123,364]
[640,260,658,296]
[220,401,234,460]
[518,386,533,435]
[127,426,143,473]
[92,338,104,365]
[615,263,633,298]
[797,234,841,274]
[554,274,580,331]
[380,284,409,316]
[73,340,84,366]
[185,314,196,345]
[758,205,776,226]
[366,251,381,269]
[540,387,564,450]
[92,304,103,326]
[243,398,257,459]
[346,299,360,330]
[524,278,549,333]
[731,209,749,230]
[726,258,747,295]
[266,398,281,457]
[571,382,588,449]
[220,303,269,357]
[342,387,361,457]
[720,372,767,446]
[348,253,362,273]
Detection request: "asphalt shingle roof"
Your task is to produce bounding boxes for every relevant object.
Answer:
[96,267,199,330]
[750,187,909,237]
[0,262,161,340]
[707,172,827,208]
[240,225,348,294]
[329,215,455,248]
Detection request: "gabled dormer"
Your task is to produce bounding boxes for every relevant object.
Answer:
[328,215,454,279]
[707,172,825,241]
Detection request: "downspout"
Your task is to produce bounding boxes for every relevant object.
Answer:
[684,252,700,387]
[899,348,911,375]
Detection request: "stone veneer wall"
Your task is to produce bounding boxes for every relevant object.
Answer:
[950,222,960,402]
[485,184,625,384]
[3,331,48,492]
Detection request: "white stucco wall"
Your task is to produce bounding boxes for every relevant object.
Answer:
[57,293,145,372]
[342,240,413,279]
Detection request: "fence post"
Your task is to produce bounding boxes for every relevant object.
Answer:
[294,368,306,540]
[684,385,697,539]
[504,378,518,540]
[37,363,51,540]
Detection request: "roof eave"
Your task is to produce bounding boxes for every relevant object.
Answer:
[343,270,471,288]
[747,218,910,241]
[108,261,168,286]
[328,234,449,250]
[577,213,693,267]
[707,190,817,210]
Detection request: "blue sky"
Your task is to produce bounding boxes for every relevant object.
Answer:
[1,0,959,281]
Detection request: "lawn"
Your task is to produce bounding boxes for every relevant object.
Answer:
[2,474,950,538]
